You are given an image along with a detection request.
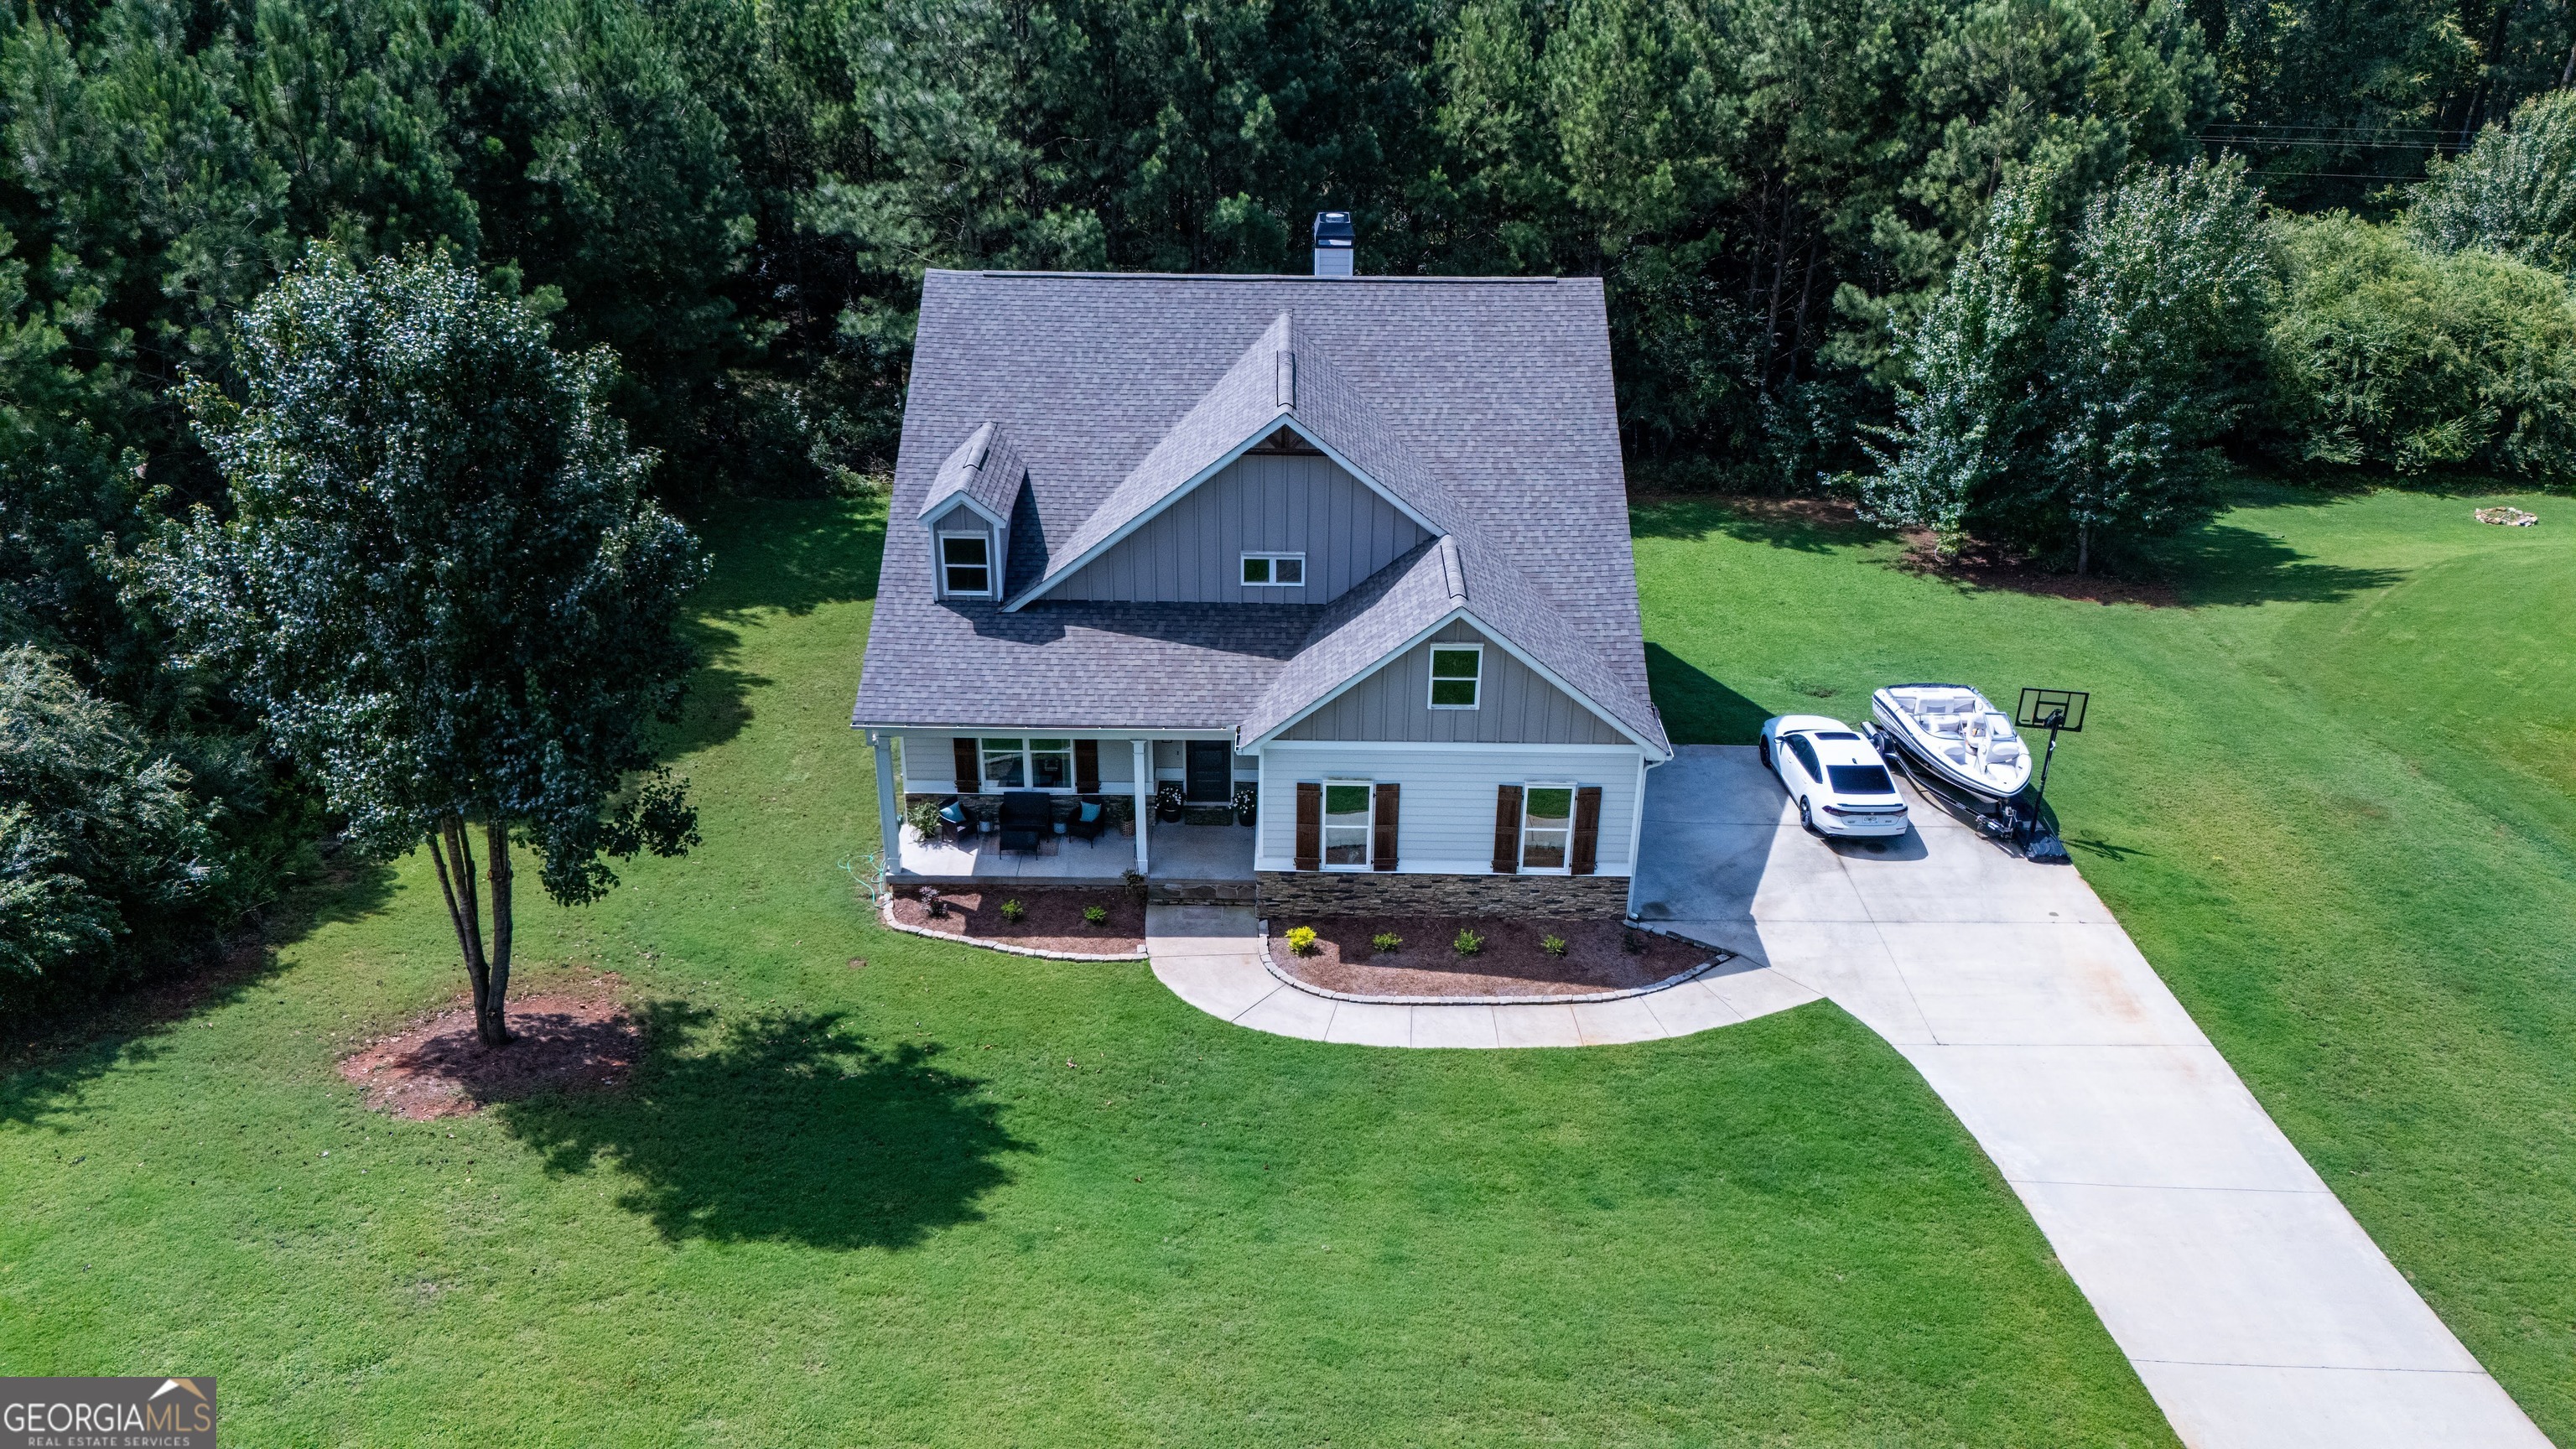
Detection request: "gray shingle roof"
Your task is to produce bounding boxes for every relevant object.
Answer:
[918,420,1023,525]
[854,270,1667,754]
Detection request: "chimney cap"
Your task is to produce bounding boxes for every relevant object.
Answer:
[1312,211,1356,249]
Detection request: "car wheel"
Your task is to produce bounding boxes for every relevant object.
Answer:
[1758,735,1772,770]
[1799,797,1817,834]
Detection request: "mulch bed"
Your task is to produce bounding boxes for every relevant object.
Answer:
[1270,916,1711,999]
[888,886,1145,955]
[339,977,640,1120]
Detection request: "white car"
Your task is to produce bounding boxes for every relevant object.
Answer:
[1758,714,1911,837]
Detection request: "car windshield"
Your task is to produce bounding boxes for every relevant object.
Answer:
[1828,764,1896,794]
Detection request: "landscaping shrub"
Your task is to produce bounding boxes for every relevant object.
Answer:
[1452,928,1485,957]
[1000,899,1026,923]
[2262,215,2576,481]
[1371,932,1403,954]
[1082,904,1108,926]
[1285,926,1318,956]
[1540,934,1568,957]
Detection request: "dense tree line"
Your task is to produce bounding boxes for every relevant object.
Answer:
[7,0,2576,1007]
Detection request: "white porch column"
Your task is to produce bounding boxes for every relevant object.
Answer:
[1132,737,1152,875]
[871,731,902,872]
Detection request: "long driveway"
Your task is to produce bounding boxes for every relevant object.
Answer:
[1633,746,2547,1449]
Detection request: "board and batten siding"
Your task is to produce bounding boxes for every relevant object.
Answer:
[1043,452,1427,605]
[1255,741,1644,875]
[1280,620,1630,745]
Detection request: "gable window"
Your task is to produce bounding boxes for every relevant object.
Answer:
[977,738,1074,790]
[1429,645,1483,709]
[941,533,991,596]
[1520,784,1574,872]
[1241,553,1306,587]
[1322,780,1374,868]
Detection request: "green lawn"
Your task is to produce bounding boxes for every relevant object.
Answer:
[1636,484,2576,1441]
[0,498,2174,1446]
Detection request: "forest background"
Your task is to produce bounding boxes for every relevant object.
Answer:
[6,0,2574,1006]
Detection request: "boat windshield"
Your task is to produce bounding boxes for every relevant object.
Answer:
[1829,765,1896,795]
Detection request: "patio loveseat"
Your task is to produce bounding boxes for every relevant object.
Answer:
[997,792,1052,854]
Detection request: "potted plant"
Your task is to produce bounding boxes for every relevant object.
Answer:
[1233,785,1257,826]
[1108,795,1136,836]
[1155,782,1184,824]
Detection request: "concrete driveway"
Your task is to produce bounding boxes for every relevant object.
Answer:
[1634,745,2547,1449]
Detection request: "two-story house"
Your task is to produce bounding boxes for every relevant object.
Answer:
[853,231,1672,917]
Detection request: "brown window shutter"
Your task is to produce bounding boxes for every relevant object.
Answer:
[1571,785,1603,875]
[1372,782,1400,871]
[1492,784,1523,874]
[1294,782,1322,871]
[953,737,980,794]
[1073,739,1100,793]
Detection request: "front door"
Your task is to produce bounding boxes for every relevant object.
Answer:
[1185,741,1232,802]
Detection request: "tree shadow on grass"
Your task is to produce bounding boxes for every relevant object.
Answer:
[1645,644,1772,745]
[0,856,399,1130]
[499,1001,1026,1250]
[1630,494,1892,554]
[653,497,887,761]
[688,497,886,619]
[2148,520,2407,608]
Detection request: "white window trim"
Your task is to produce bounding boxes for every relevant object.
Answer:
[1320,776,1374,871]
[939,532,994,598]
[976,736,1078,792]
[1241,551,1307,588]
[1519,780,1577,875]
[1428,643,1483,710]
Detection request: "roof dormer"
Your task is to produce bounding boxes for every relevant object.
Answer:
[920,422,1021,601]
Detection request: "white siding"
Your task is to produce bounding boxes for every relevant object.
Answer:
[1280,619,1630,745]
[897,730,1136,792]
[1045,452,1427,605]
[1255,741,1645,875]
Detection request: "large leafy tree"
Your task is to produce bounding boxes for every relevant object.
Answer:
[2411,90,2576,276]
[129,247,705,1046]
[2028,157,2272,571]
[1869,157,2271,570]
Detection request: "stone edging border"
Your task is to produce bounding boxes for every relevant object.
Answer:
[1256,919,1736,1006]
[876,895,1147,962]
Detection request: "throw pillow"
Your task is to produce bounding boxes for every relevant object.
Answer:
[1078,801,1102,823]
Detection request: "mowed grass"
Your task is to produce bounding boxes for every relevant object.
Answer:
[1635,484,2576,1440]
[0,498,2174,1446]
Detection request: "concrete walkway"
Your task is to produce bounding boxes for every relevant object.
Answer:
[1632,746,2548,1449]
[1146,906,1821,1047]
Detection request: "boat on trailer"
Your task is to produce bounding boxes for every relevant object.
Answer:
[1867,684,2033,807]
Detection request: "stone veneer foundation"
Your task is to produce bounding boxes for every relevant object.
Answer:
[1257,870,1629,919]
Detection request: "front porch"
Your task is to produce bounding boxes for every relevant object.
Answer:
[891,819,1256,885]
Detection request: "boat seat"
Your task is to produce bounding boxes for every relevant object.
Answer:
[1990,740,2024,764]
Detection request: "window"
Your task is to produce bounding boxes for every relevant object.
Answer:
[1241,553,1306,587]
[1827,764,1896,795]
[979,737,1026,789]
[941,533,991,595]
[1521,785,1574,871]
[1429,645,1483,709]
[978,738,1075,790]
[1323,781,1373,868]
[1784,735,1822,781]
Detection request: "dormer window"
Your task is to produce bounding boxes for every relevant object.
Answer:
[1242,553,1305,587]
[940,533,992,596]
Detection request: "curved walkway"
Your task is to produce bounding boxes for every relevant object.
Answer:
[1146,904,1820,1048]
